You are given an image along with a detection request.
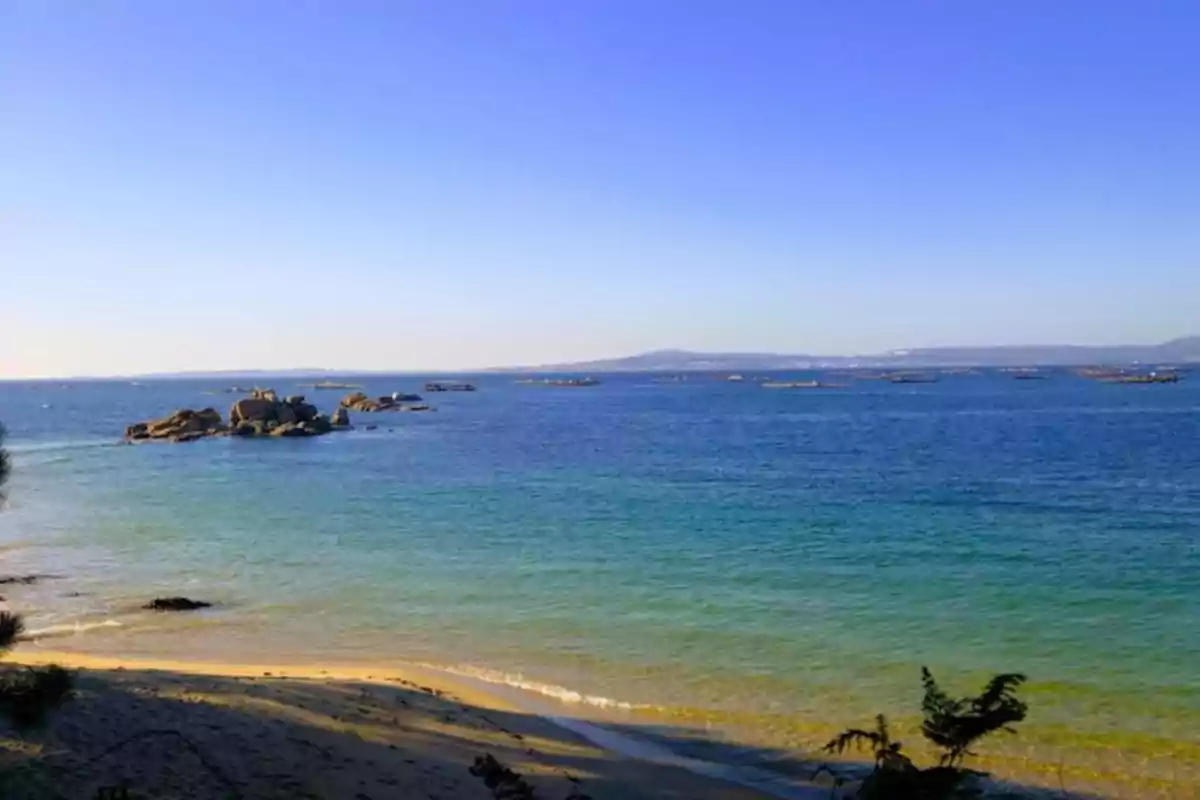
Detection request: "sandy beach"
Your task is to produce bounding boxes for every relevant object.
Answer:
[0,651,791,800]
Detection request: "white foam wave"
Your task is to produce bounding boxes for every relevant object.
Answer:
[19,453,75,467]
[19,619,123,640]
[413,663,824,799]
[6,439,117,455]
[420,663,645,711]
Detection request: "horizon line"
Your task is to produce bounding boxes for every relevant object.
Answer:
[3,334,1196,382]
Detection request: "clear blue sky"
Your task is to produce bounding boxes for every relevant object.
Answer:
[3,1,1197,377]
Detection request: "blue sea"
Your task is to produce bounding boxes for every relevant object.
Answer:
[1,372,1197,797]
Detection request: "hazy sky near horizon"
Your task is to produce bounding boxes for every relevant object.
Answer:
[3,2,1198,377]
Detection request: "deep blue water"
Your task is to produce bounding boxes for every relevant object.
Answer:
[1,371,1197,795]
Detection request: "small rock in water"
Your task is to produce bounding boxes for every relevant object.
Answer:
[143,597,213,611]
[0,574,61,586]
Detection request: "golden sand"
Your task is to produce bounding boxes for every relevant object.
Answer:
[1,650,778,799]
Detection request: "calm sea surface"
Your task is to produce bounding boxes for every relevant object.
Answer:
[1,373,1197,797]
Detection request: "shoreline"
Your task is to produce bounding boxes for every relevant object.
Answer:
[4,581,1198,799]
[7,649,824,799]
[9,632,1199,799]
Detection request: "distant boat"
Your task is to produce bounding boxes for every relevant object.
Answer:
[725,374,745,382]
[888,373,938,384]
[425,381,477,392]
[1106,372,1181,384]
[761,380,837,389]
[1013,373,1047,380]
[515,377,600,387]
[1077,366,1126,380]
[303,380,363,390]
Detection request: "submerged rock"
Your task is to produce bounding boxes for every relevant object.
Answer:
[0,574,61,586]
[143,597,212,611]
[341,391,433,412]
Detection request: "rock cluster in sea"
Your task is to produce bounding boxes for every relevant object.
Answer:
[339,391,431,413]
[124,407,228,443]
[124,388,352,443]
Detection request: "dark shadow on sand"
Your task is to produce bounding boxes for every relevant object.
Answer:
[0,667,1103,800]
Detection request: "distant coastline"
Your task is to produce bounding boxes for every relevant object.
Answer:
[4,336,1197,381]
[492,336,1200,373]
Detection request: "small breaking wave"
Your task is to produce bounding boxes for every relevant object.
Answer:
[421,663,647,711]
[415,663,822,799]
[8,439,121,468]
[6,439,118,455]
[19,619,124,641]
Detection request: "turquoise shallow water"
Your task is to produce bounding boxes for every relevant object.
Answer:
[1,373,1198,796]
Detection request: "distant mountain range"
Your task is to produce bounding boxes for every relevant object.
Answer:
[101,336,1200,379]
[494,337,1200,372]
